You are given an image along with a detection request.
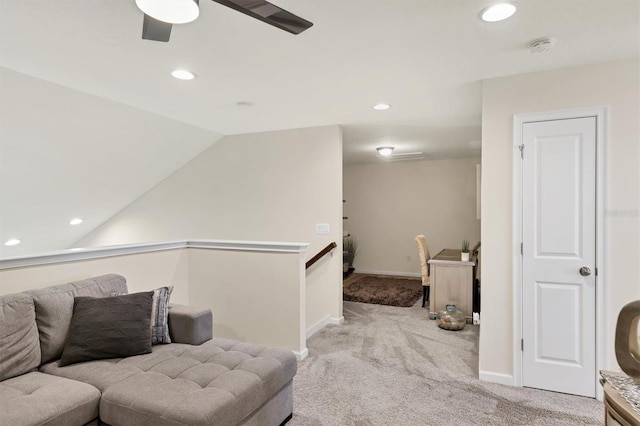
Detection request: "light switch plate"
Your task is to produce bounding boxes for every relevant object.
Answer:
[316,223,330,235]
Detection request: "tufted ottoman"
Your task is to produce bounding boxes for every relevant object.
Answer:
[40,339,297,426]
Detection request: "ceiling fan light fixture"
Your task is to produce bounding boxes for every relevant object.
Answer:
[377,146,395,156]
[480,2,517,22]
[136,0,200,24]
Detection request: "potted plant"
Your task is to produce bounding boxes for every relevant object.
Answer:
[343,236,359,276]
[461,240,470,261]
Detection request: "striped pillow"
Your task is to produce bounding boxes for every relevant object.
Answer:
[151,286,173,344]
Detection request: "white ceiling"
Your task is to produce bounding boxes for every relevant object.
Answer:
[2,0,638,162]
[0,0,638,256]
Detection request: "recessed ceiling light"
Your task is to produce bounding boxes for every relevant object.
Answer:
[135,0,199,24]
[69,247,84,251]
[373,103,391,111]
[4,238,20,246]
[171,69,196,80]
[69,218,83,225]
[377,146,395,156]
[480,3,517,22]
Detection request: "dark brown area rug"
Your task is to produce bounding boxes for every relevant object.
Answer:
[343,275,422,307]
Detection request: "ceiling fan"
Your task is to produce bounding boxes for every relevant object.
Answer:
[135,0,313,42]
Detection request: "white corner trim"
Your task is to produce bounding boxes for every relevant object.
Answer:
[0,239,310,270]
[330,316,344,325]
[294,348,309,361]
[355,269,421,278]
[306,315,345,339]
[479,371,516,387]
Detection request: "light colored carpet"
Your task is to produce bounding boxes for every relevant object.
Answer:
[290,299,603,425]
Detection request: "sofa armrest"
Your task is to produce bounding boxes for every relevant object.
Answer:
[168,304,212,345]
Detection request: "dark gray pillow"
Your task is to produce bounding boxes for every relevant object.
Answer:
[60,291,153,366]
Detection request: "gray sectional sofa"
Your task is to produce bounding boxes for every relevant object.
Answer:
[0,274,297,426]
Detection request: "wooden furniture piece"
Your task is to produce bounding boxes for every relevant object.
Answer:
[601,371,640,425]
[428,249,475,322]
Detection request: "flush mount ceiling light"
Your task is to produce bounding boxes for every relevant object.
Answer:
[171,69,196,80]
[480,2,517,22]
[135,0,199,24]
[4,238,20,246]
[373,103,391,111]
[69,218,83,226]
[377,146,395,156]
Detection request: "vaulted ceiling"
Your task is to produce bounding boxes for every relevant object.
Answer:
[1,0,638,255]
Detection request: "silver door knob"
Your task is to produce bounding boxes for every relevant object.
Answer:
[579,267,591,277]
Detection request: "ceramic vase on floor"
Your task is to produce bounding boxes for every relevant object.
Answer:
[615,300,640,381]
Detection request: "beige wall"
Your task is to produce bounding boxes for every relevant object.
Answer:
[0,246,308,354]
[343,158,481,275]
[189,249,305,351]
[0,250,190,303]
[76,125,344,334]
[480,58,640,379]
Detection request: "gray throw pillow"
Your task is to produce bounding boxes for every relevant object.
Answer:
[151,286,173,344]
[60,291,153,366]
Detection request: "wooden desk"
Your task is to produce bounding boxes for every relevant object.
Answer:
[428,249,475,321]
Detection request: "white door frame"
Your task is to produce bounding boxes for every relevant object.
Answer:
[512,106,608,400]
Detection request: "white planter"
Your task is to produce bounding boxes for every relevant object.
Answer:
[461,252,470,262]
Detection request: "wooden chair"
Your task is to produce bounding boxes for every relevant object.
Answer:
[415,234,431,308]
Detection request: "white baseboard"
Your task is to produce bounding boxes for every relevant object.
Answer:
[355,269,421,278]
[330,316,344,325]
[306,315,345,339]
[479,370,516,387]
[293,348,308,361]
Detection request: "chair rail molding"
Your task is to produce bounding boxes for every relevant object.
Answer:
[0,239,310,270]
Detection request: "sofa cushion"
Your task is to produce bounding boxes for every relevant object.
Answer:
[0,293,40,381]
[0,371,100,426]
[41,339,297,426]
[25,274,127,363]
[60,291,154,366]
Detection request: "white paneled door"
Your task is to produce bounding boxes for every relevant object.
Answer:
[521,117,597,397]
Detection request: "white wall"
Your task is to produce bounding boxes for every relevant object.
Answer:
[0,68,221,257]
[343,158,481,275]
[76,125,344,335]
[480,58,640,379]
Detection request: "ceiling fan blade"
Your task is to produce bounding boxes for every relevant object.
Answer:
[211,0,313,34]
[142,14,173,42]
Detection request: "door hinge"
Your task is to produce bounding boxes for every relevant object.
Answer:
[518,144,525,159]
[595,267,598,276]
[521,339,524,351]
[520,242,523,255]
